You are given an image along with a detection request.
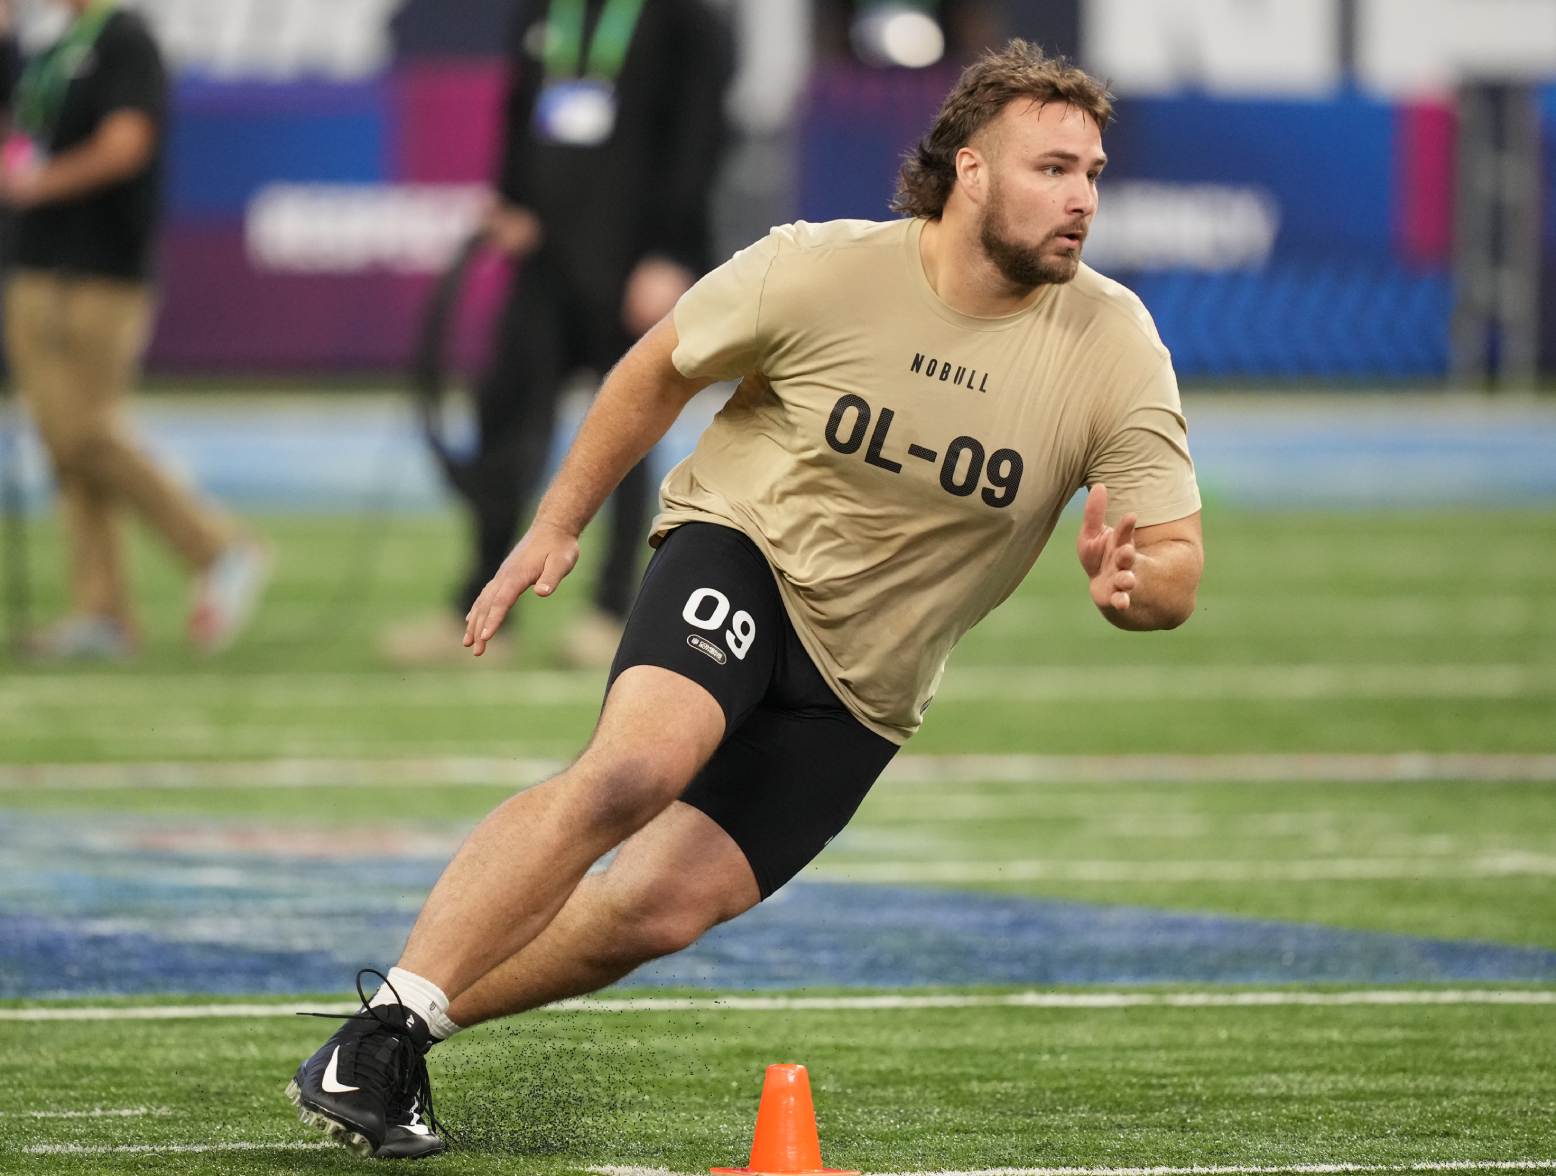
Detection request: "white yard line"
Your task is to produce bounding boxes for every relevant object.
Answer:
[882,753,1556,786]
[4,989,1553,1022]
[594,1164,1556,1176]
[3,752,1554,792]
[18,1153,1555,1168]
[940,665,1556,702]
[818,852,1556,883]
[14,1106,169,1119]
[24,1141,331,1155]
[0,756,565,790]
[4,664,1554,707]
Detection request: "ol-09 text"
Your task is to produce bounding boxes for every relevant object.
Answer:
[823,393,1024,508]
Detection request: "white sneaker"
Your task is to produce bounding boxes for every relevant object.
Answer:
[26,615,138,661]
[189,541,272,654]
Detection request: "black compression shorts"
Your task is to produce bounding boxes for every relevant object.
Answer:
[606,522,898,897]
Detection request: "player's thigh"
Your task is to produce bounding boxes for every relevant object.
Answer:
[581,665,725,809]
[682,701,899,900]
[605,522,786,736]
[582,523,787,812]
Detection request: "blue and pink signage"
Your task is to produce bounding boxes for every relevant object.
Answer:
[138,1,1552,380]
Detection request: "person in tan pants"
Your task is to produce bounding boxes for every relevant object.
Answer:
[0,0,267,658]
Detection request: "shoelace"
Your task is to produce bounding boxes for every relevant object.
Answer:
[297,968,452,1147]
[394,1043,445,1142]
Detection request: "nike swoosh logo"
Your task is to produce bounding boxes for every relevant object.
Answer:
[321,1046,360,1094]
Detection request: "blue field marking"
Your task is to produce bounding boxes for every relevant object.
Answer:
[5,812,1555,997]
[679,883,1556,989]
[5,394,1556,513]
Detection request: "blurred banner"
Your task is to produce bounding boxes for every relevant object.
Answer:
[142,0,510,373]
[803,67,1458,379]
[106,0,1555,380]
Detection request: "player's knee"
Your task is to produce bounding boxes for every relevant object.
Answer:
[596,882,710,963]
[618,906,706,963]
[569,752,688,838]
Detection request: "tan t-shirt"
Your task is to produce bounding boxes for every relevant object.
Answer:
[658,217,1199,743]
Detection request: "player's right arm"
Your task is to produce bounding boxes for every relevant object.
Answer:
[463,317,715,654]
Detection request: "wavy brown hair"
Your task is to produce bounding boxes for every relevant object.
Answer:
[892,40,1114,219]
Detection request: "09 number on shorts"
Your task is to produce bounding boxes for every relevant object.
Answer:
[683,588,756,660]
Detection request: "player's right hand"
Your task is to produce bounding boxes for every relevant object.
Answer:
[1076,483,1138,613]
[464,520,579,656]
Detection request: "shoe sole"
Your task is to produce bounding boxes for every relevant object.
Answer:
[376,1137,449,1160]
[284,1079,375,1158]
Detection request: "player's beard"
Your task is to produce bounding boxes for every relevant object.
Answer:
[978,177,1083,289]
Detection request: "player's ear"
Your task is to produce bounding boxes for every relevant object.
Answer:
[954,145,987,205]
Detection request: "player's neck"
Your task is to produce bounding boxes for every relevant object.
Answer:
[918,215,1046,318]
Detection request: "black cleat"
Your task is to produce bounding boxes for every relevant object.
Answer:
[286,970,445,1157]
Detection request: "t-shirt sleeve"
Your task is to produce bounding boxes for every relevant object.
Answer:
[1084,359,1201,528]
[670,228,785,381]
[98,18,166,120]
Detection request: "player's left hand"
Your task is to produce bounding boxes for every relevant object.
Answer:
[464,520,580,656]
[622,257,694,337]
[1076,483,1138,612]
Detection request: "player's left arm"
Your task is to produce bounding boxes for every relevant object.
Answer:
[1076,484,1202,631]
[464,315,717,653]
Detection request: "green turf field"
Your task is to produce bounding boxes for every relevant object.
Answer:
[6,997,1555,1174]
[2,506,1554,1172]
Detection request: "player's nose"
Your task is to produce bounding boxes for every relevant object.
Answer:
[1067,177,1097,218]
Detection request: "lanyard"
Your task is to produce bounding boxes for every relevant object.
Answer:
[15,0,119,139]
[543,0,646,83]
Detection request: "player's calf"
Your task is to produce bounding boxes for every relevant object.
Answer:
[591,883,716,965]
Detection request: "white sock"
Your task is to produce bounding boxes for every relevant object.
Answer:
[369,966,461,1041]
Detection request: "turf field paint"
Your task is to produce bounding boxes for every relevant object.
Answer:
[9,395,1555,510]
[592,1163,1556,1176]
[24,1141,333,1154]
[22,1107,170,1118]
[18,1152,1556,1165]
[4,752,1555,791]
[5,989,1556,1021]
[824,852,1556,882]
[5,664,1556,709]
[4,804,1555,997]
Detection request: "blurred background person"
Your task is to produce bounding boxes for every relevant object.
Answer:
[385,0,735,669]
[0,0,268,660]
[0,1,18,138]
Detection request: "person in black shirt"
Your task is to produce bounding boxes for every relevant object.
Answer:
[0,0,268,658]
[0,3,18,128]
[386,0,733,668]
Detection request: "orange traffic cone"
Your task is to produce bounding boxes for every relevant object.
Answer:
[711,1063,859,1176]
